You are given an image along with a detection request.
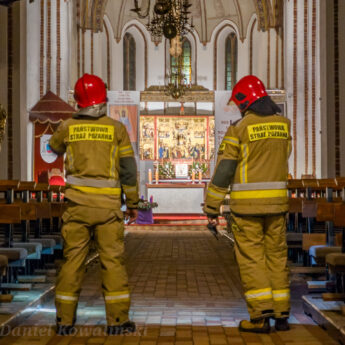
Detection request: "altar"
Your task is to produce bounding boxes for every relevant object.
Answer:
[147,182,205,214]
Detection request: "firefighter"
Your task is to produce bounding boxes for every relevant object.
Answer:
[50,74,139,336]
[204,75,291,333]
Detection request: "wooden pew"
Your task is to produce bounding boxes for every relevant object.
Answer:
[323,203,345,298]
[0,181,60,280]
[302,178,319,199]
[304,200,343,266]
[0,204,32,292]
[0,180,20,204]
[288,197,302,233]
[14,182,57,256]
[335,178,345,202]
[287,179,304,198]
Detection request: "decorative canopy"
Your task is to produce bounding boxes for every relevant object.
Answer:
[29,91,76,124]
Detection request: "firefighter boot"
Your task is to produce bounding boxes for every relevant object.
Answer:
[107,321,136,335]
[275,318,290,331]
[239,318,270,334]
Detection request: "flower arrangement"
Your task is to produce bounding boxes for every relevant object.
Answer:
[138,199,158,210]
[189,161,208,176]
[158,161,175,179]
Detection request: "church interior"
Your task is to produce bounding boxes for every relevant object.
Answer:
[0,0,345,343]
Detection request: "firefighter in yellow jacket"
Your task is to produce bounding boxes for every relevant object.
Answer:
[50,74,139,336]
[204,75,291,333]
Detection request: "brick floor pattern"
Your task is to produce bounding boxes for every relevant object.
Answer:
[0,228,338,344]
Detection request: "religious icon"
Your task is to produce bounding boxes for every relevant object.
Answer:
[109,105,138,142]
[139,115,215,161]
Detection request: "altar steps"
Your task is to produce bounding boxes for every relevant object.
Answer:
[152,215,227,225]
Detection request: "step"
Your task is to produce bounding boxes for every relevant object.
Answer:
[290,266,325,274]
[0,294,13,303]
[322,292,345,302]
[307,280,330,292]
[0,283,32,291]
[34,268,57,276]
[17,275,46,283]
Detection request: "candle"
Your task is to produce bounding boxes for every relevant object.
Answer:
[155,169,159,184]
[148,169,152,184]
[198,171,202,183]
[192,170,195,183]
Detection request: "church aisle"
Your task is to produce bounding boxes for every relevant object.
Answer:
[0,228,338,345]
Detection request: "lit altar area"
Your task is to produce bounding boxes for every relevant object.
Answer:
[139,87,215,214]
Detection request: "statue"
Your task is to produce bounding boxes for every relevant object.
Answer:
[0,104,7,151]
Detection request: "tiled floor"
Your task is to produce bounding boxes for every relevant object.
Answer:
[0,228,339,344]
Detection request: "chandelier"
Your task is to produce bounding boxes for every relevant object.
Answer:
[164,56,190,99]
[131,0,194,42]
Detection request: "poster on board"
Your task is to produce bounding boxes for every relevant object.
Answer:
[214,91,242,159]
[107,91,140,144]
[109,105,138,143]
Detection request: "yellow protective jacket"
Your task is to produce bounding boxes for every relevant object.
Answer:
[50,104,139,210]
[204,110,291,216]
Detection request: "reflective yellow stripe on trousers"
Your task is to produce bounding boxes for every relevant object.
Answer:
[104,291,130,304]
[272,289,290,301]
[245,288,273,301]
[56,291,79,304]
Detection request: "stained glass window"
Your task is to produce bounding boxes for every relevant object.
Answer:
[225,33,238,90]
[123,33,136,90]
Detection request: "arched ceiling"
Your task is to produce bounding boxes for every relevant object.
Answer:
[78,0,283,43]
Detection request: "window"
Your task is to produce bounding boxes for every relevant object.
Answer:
[225,33,238,90]
[123,33,136,90]
[171,38,192,85]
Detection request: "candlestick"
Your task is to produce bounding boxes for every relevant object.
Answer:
[148,169,152,184]
[198,171,202,183]
[155,169,159,184]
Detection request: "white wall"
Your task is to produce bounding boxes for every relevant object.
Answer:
[284,0,322,178]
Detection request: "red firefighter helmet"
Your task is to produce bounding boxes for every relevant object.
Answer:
[229,75,268,112]
[74,74,107,108]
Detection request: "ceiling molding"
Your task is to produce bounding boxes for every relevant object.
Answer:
[253,0,282,31]
[78,0,108,32]
[79,1,283,43]
[200,0,208,45]
[116,0,127,42]
[233,0,244,41]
